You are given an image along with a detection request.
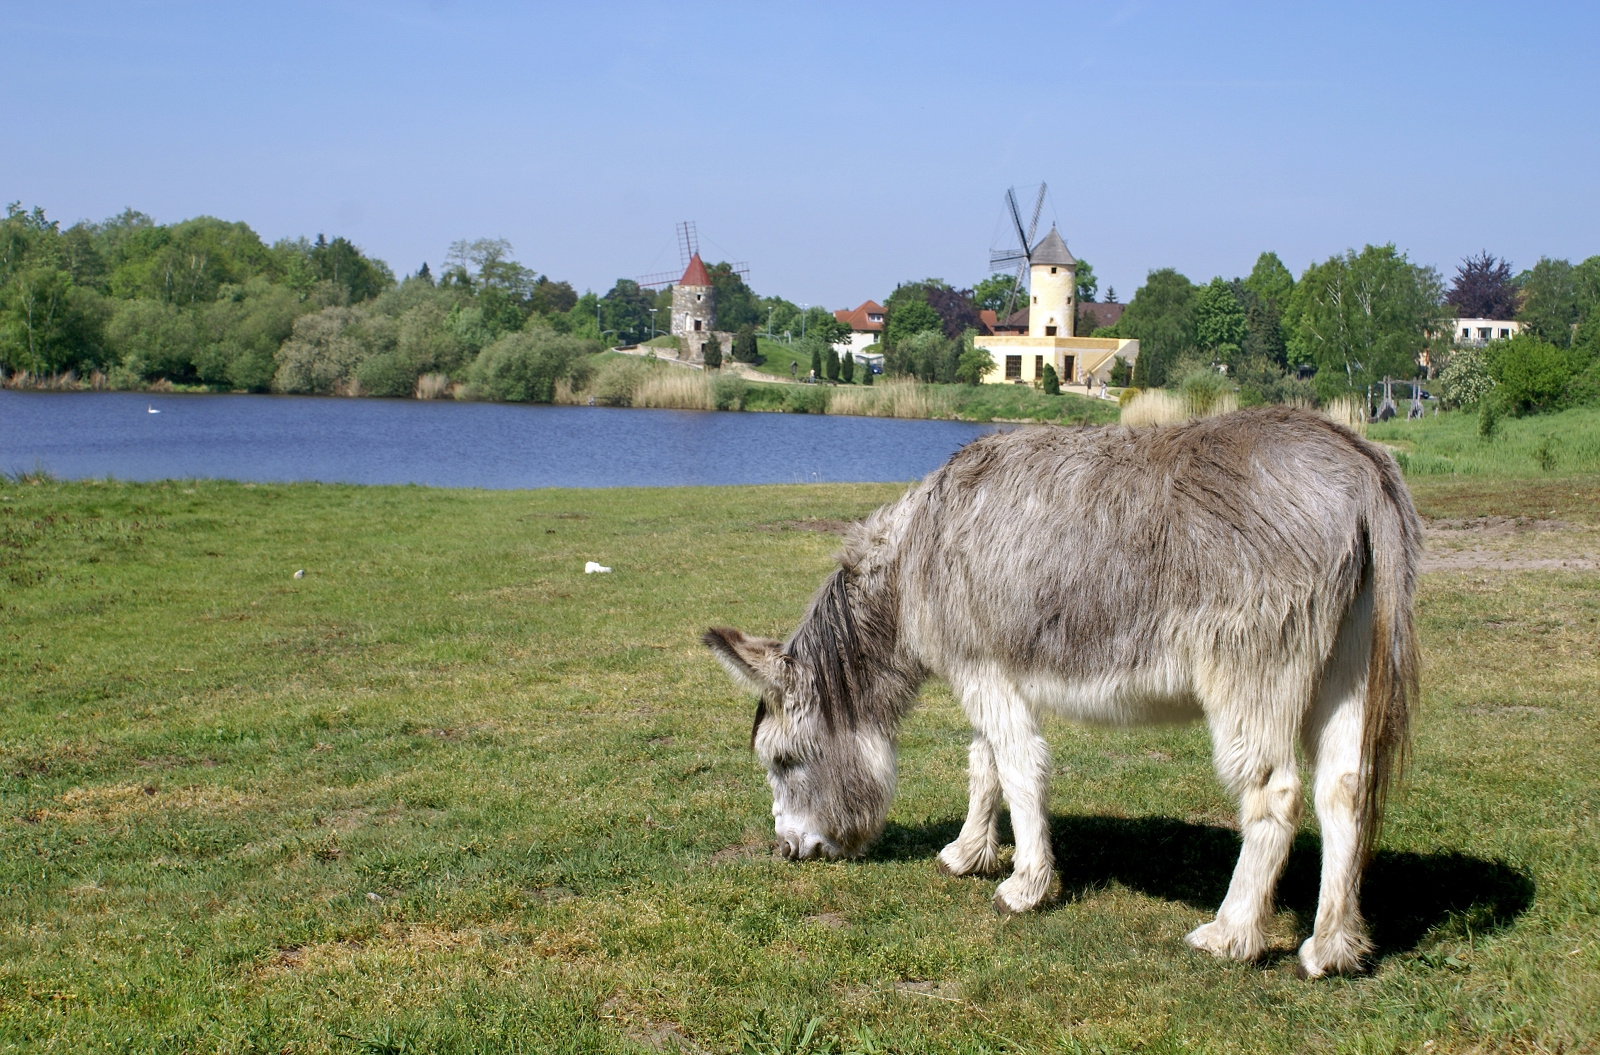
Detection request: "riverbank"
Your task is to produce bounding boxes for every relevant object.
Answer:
[2,356,1120,426]
[2,474,1596,1051]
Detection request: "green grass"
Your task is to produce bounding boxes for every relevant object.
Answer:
[2,474,1598,1052]
[1368,403,1600,476]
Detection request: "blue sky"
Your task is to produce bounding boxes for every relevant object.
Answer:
[5,1,1597,307]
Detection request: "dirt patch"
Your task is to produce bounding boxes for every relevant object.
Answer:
[1422,516,1600,573]
[893,980,965,1002]
[806,911,849,929]
[706,840,774,866]
[759,518,854,535]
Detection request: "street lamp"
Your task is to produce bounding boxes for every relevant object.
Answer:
[648,307,659,340]
[800,303,808,340]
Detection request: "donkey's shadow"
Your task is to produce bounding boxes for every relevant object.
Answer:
[872,814,1533,960]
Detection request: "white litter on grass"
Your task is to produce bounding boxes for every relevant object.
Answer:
[584,561,612,574]
[293,569,305,579]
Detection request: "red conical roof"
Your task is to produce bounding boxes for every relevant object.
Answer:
[678,253,712,287]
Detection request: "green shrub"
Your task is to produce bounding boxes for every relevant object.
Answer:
[356,351,420,397]
[955,343,996,386]
[1178,369,1229,415]
[711,374,747,411]
[1488,334,1574,414]
[740,382,790,411]
[467,328,597,403]
[1109,356,1133,387]
[586,356,648,406]
[861,360,874,385]
[1479,394,1501,439]
[731,324,759,363]
[839,351,855,383]
[785,386,829,414]
[702,336,722,370]
[1041,362,1060,395]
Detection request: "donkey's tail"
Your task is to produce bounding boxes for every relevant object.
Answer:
[1357,449,1423,861]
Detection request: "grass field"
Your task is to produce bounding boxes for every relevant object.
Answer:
[3,465,1599,1053]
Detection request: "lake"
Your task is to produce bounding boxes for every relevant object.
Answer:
[0,391,1001,489]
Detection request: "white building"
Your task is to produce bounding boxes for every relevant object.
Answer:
[832,300,885,360]
[1454,317,1520,346]
[971,226,1139,386]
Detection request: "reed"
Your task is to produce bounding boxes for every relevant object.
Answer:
[1120,387,1239,426]
[828,378,954,419]
[632,368,714,410]
[414,373,452,400]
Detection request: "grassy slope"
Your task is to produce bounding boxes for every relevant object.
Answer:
[1368,403,1600,477]
[2,474,1597,1053]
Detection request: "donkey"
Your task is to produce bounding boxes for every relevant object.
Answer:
[704,406,1421,977]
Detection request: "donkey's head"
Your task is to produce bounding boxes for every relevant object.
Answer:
[703,580,901,860]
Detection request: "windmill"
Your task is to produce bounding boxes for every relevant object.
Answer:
[638,221,749,288]
[988,183,1048,320]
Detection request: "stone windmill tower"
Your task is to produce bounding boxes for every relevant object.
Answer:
[670,253,717,361]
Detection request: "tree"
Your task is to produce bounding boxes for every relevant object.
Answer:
[1105,285,1117,304]
[1518,257,1580,346]
[924,285,981,337]
[705,262,761,330]
[955,341,995,385]
[1195,277,1246,354]
[824,346,840,381]
[973,274,1023,315]
[861,356,874,384]
[1074,259,1098,303]
[732,323,759,363]
[1292,244,1443,398]
[1243,252,1295,312]
[883,297,942,347]
[839,349,854,383]
[1447,252,1517,320]
[1040,362,1060,394]
[312,235,394,303]
[810,343,822,379]
[702,334,722,370]
[1119,268,1197,388]
[600,279,655,343]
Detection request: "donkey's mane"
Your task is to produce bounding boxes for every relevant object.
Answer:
[785,570,863,734]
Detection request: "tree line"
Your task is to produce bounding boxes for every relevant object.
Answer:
[866,246,1600,417]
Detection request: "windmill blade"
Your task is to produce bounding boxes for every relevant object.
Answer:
[1027,183,1047,245]
[1005,188,1030,260]
[1003,260,1028,321]
[990,249,1028,272]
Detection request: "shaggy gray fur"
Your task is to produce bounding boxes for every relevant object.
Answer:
[706,406,1421,975]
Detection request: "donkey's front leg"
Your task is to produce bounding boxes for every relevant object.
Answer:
[938,734,1002,877]
[957,672,1054,913]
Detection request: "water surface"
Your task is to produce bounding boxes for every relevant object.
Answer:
[0,391,999,488]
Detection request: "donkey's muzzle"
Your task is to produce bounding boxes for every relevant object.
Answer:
[775,828,841,861]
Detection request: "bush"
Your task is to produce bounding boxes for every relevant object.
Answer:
[955,343,996,386]
[703,335,722,370]
[711,374,747,410]
[839,350,855,383]
[586,356,648,406]
[1109,356,1133,387]
[357,351,420,397]
[1438,344,1494,409]
[861,359,873,385]
[466,328,597,403]
[273,306,390,394]
[785,386,829,414]
[731,324,759,363]
[1178,369,1230,416]
[1489,334,1574,415]
[824,347,840,381]
[1041,362,1060,395]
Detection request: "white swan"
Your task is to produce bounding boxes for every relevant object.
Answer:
[147,405,160,414]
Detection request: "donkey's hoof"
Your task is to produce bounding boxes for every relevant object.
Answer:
[1184,920,1263,962]
[937,842,997,878]
[992,875,1048,915]
[1297,932,1371,978]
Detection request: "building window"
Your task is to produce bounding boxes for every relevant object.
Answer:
[1005,355,1022,380]
[1034,355,1044,378]
[693,319,702,331]
[1051,266,1058,274]
[1032,296,1037,305]
[1500,328,1511,338]
[1462,328,1470,339]
[1478,327,1491,339]
[1045,325,1057,337]
[695,293,703,302]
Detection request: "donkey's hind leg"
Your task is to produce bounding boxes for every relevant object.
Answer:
[1186,690,1302,962]
[1298,588,1376,977]
[938,733,1002,877]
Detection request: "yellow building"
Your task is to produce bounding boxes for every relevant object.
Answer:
[974,227,1139,387]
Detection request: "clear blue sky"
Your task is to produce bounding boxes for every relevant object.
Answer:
[5,1,1597,307]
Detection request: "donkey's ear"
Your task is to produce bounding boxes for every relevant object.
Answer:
[703,627,785,697]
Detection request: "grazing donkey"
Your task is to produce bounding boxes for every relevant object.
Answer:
[704,406,1421,977]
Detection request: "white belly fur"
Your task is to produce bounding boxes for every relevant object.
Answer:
[1014,666,1203,726]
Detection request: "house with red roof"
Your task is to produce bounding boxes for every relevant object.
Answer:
[832,300,886,366]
